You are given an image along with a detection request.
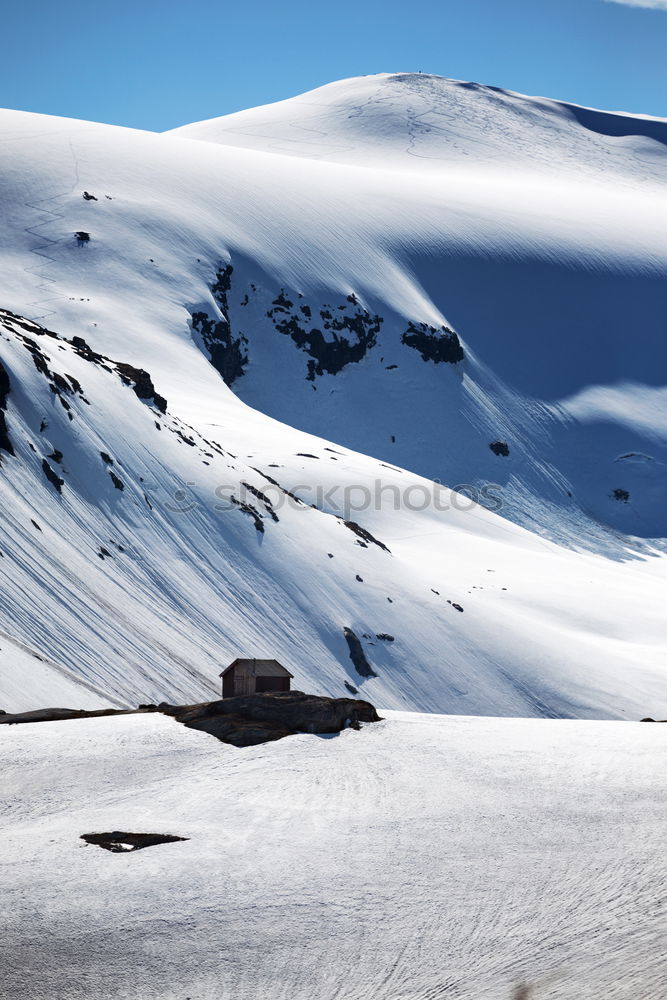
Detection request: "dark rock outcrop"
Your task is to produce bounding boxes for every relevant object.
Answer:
[343,519,391,553]
[42,459,64,493]
[0,707,135,725]
[0,310,168,422]
[81,831,187,852]
[0,360,15,459]
[267,290,382,381]
[343,627,377,678]
[191,264,249,386]
[161,691,381,747]
[115,363,167,413]
[0,693,381,749]
[401,321,464,364]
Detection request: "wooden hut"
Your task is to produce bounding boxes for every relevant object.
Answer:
[220,658,293,698]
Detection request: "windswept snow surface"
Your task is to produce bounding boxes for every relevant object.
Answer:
[0,73,666,716]
[1,712,665,999]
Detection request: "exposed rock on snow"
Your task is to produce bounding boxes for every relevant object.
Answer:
[191,264,249,386]
[41,459,64,493]
[266,289,383,380]
[81,831,188,852]
[161,691,381,746]
[490,440,510,457]
[343,627,377,678]
[0,707,135,725]
[115,363,167,413]
[401,321,465,364]
[0,360,14,458]
[342,519,390,553]
[0,693,381,748]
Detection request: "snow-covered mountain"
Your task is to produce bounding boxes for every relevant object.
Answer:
[1,73,666,717]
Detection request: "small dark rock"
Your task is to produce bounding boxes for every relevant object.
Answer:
[343,519,390,553]
[490,440,510,457]
[42,459,64,493]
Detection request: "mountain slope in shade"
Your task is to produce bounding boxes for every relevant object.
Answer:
[0,74,665,716]
[169,73,667,541]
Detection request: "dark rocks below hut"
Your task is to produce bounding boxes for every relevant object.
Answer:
[0,691,381,748]
[160,691,381,747]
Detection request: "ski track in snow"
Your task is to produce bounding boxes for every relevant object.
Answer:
[22,142,80,321]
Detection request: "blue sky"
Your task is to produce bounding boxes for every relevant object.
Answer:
[1,0,665,129]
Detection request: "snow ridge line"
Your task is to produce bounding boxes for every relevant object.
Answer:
[23,141,81,323]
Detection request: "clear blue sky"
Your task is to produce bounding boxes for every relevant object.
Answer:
[2,0,665,130]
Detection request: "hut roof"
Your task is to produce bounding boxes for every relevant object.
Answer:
[219,658,294,679]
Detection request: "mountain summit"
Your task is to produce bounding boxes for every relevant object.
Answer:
[170,71,667,178]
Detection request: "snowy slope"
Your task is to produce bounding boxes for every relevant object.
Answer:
[4,306,666,719]
[170,72,667,181]
[0,74,666,716]
[170,74,667,540]
[2,712,665,999]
